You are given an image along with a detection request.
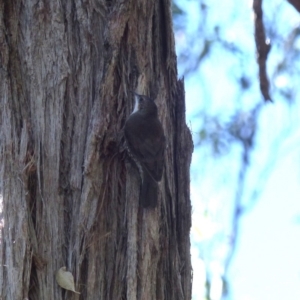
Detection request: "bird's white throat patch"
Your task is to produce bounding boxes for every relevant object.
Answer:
[131,95,139,114]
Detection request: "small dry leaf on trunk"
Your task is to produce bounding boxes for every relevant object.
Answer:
[56,266,80,294]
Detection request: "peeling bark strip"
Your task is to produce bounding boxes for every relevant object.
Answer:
[253,0,272,102]
[0,0,193,300]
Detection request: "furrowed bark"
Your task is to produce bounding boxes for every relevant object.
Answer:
[0,1,193,299]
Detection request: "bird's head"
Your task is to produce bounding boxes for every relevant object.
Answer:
[131,93,157,116]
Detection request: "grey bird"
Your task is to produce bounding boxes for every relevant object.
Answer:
[124,93,165,208]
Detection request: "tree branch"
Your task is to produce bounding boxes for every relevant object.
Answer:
[287,0,300,13]
[253,0,272,102]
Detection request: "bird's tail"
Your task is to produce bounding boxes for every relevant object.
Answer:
[140,169,158,208]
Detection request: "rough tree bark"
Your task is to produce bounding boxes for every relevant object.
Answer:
[0,0,193,299]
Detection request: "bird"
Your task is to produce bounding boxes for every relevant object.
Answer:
[124,92,165,208]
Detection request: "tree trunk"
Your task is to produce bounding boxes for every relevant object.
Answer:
[0,0,193,299]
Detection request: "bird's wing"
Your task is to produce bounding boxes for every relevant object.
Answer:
[125,116,165,181]
[138,133,165,181]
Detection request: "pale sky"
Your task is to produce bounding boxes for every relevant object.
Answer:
[175,0,300,299]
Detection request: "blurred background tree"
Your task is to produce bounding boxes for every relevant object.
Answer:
[172,0,300,299]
